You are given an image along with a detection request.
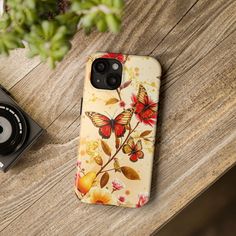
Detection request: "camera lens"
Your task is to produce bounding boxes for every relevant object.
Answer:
[0,117,12,144]
[107,76,117,86]
[94,60,107,73]
[0,104,28,155]
[106,74,121,89]
[0,125,3,134]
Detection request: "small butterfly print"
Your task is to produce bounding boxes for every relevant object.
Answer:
[122,137,144,162]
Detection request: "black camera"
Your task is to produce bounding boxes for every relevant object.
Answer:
[91,58,122,90]
[0,86,43,172]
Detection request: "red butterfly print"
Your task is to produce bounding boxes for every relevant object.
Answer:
[131,85,158,126]
[122,137,144,162]
[101,53,127,64]
[85,109,133,139]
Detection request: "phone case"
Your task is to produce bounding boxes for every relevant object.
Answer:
[75,53,161,208]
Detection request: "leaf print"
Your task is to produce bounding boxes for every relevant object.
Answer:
[151,82,156,88]
[101,140,112,157]
[105,98,119,105]
[144,138,152,142]
[121,167,140,180]
[114,158,121,172]
[94,156,103,166]
[115,137,120,149]
[140,130,152,137]
[120,81,132,90]
[100,172,109,188]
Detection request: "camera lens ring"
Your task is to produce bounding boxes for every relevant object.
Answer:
[0,125,3,134]
[106,74,121,89]
[0,103,28,155]
[93,59,108,74]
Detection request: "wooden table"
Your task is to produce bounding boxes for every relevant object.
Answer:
[0,1,236,235]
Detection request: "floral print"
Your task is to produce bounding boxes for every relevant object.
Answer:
[101,53,126,64]
[136,193,149,208]
[118,196,126,203]
[75,53,161,208]
[84,187,114,205]
[112,179,125,191]
[119,100,126,108]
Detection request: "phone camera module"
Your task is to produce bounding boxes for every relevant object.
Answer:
[91,58,122,90]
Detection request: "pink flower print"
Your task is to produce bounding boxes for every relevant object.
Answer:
[118,196,125,203]
[77,160,82,168]
[119,100,126,108]
[112,179,125,191]
[75,172,82,183]
[136,193,149,208]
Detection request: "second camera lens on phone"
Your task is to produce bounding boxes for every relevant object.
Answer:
[106,75,121,89]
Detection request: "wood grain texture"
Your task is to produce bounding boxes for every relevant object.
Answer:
[0,0,236,235]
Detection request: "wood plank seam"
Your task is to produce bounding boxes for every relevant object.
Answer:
[9,62,42,90]
[0,156,77,232]
[161,28,236,92]
[149,0,200,56]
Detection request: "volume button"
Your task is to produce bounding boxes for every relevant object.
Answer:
[80,97,83,115]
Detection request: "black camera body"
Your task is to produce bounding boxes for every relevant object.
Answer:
[0,86,43,172]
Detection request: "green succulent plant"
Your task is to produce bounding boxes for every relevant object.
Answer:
[0,0,124,68]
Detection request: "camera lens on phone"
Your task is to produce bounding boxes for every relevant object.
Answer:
[94,60,107,73]
[106,75,121,89]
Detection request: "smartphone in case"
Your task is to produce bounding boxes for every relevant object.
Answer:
[75,53,161,208]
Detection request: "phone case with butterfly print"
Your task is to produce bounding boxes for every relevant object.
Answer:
[75,53,161,208]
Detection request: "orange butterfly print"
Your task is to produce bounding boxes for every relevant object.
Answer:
[85,109,133,139]
[122,137,144,162]
[131,85,158,126]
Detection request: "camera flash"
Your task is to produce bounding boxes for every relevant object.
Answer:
[112,63,119,71]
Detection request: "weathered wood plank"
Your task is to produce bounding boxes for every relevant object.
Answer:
[0,0,235,235]
[0,49,40,89]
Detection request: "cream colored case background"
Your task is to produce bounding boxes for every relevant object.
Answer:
[75,53,161,208]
